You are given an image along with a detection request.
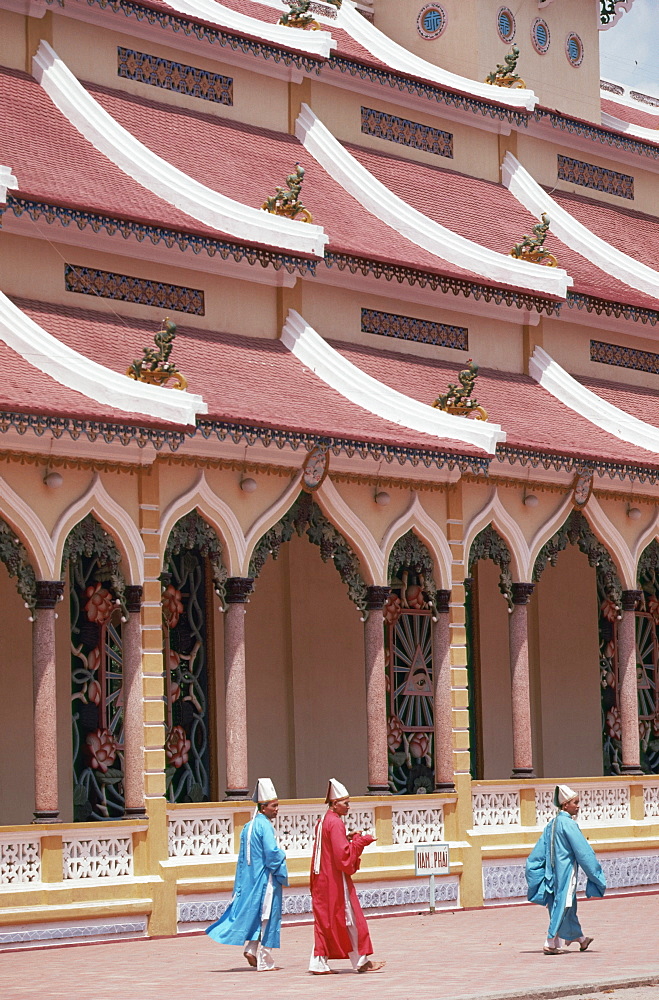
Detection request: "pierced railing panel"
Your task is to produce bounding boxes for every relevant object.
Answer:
[274,805,375,853]
[63,833,133,879]
[0,837,41,885]
[644,783,659,819]
[534,782,630,827]
[392,804,444,844]
[472,788,520,828]
[168,813,233,857]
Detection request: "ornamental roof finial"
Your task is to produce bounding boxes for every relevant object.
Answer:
[126,317,188,390]
[278,0,321,30]
[261,162,313,223]
[485,45,526,89]
[509,212,558,267]
[432,359,488,421]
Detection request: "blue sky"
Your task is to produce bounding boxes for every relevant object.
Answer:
[599,0,659,95]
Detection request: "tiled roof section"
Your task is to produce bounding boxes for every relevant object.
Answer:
[12,298,481,455]
[345,142,659,312]
[549,188,659,271]
[579,373,659,432]
[84,81,495,283]
[601,97,659,130]
[331,340,659,468]
[0,66,237,243]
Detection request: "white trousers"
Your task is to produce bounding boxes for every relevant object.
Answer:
[244,921,276,971]
[309,876,369,973]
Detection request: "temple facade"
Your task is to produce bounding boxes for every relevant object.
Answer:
[1,0,659,946]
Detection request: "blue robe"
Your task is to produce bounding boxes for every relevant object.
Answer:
[526,810,606,940]
[206,812,288,949]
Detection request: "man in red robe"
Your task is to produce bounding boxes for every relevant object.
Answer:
[308,778,386,975]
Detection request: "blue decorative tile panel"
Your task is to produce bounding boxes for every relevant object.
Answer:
[361,308,468,349]
[118,47,233,105]
[591,339,659,374]
[64,265,205,315]
[558,154,634,199]
[361,108,453,158]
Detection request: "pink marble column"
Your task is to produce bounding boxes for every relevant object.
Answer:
[32,580,64,823]
[364,586,391,794]
[123,585,146,817]
[509,582,536,778]
[432,590,455,792]
[618,589,643,775]
[224,577,254,800]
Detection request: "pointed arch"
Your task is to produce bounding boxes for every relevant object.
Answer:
[160,472,246,577]
[632,508,659,582]
[51,474,144,584]
[463,490,530,581]
[242,471,304,577]
[583,495,636,589]
[0,475,56,579]
[527,489,575,577]
[381,494,452,591]
[532,508,623,601]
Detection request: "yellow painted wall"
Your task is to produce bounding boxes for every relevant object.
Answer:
[0,564,35,824]
[0,10,26,71]
[309,81,501,182]
[476,559,513,779]
[535,544,603,778]
[246,531,367,798]
[542,316,659,392]
[50,16,290,132]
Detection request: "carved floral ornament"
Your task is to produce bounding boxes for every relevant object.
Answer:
[387,530,438,614]
[432,359,488,420]
[163,509,228,605]
[468,525,513,606]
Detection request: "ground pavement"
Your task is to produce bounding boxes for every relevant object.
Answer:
[1,893,658,1000]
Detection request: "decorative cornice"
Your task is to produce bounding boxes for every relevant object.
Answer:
[567,292,659,327]
[496,446,659,484]
[324,253,562,316]
[533,107,659,161]
[296,104,571,299]
[0,410,186,450]
[280,309,506,454]
[32,41,328,258]
[5,197,318,278]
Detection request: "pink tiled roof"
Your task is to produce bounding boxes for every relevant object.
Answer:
[579,373,659,431]
[11,297,482,455]
[345,141,659,312]
[602,97,659,130]
[331,339,659,468]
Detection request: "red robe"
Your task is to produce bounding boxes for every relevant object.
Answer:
[310,809,374,959]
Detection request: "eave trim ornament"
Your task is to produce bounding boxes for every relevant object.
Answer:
[126,318,188,390]
[509,213,558,267]
[485,45,526,90]
[262,163,313,223]
[432,360,488,421]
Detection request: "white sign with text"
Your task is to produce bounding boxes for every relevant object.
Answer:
[414,842,450,876]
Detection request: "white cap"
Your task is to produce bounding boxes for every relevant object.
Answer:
[326,778,349,803]
[253,778,278,804]
[553,784,578,808]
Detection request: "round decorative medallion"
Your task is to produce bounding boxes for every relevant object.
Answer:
[565,32,584,67]
[531,17,550,54]
[416,3,447,40]
[301,445,329,492]
[497,7,516,43]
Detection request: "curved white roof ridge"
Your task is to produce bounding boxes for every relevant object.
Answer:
[32,41,328,258]
[281,309,505,454]
[601,83,659,118]
[296,104,571,298]
[600,110,659,146]
[501,151,659,302]
[166,0,334,57]
[529,345,659,456]
[337,2,537,113]
[0,291,207,425]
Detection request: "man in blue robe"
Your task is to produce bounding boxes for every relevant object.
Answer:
[206,778,288,971]
[526,783,606,955]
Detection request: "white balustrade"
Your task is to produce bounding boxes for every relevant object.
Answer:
[644,782,659,819]
[392,804,444,844]
[472,788,520,828]
[63,833,133,879]
[534,782,630,827]
[0,836,41,885]
[168,812,234,858]
[275,804,375,853]
[535,788,556,827]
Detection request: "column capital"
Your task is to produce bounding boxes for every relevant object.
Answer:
[621,589,643,612]
[364,585,391,612]
[125,585,143,614]
[511,582,535,606]
[34,580,64,610]
[225,577,255,604]
[434,589,451,614]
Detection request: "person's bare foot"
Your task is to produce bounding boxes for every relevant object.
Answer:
[357,960,386,973]
[243,952,257,968]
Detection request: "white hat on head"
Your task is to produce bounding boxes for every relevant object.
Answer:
[253,778,278,804]
[553,784,578,808]
[326,778,349,803]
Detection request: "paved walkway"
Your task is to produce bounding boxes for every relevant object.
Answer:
[1,894,658,1000]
